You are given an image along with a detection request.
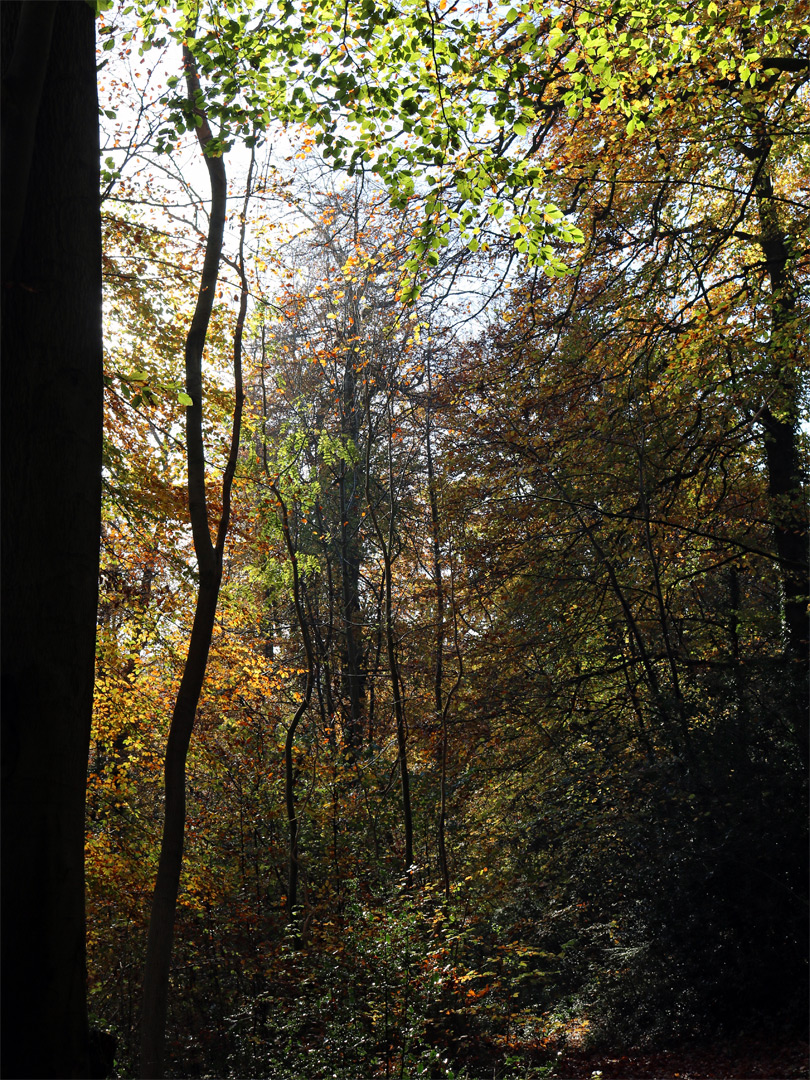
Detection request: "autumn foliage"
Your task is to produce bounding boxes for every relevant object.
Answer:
[81,1,808,1077]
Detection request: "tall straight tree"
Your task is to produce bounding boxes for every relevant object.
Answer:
[1,2,104,1077]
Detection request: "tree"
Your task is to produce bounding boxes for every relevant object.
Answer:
[290,0,809,680]
[170,0,807,738]
[251,183,468,882]
[434,60,810,1028]
[139,47,250,1077]
[1,3,105,1076]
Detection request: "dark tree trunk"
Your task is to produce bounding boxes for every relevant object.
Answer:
[339,352,365,750]
[273,489,315,931]
[1,3,103,1077]
[365,399,414,872]
[754,155,810,760]
[139,49,244,1079]
[425,379,450,899]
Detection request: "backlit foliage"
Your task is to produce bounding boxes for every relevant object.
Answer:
[87,1,807,1075]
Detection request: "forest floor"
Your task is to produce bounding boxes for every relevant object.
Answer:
[547,1036,809,1079]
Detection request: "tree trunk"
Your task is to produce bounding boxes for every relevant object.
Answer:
[365,397,414,872]
[425,377,449,899]
[340,351,365,750]
[754,152,810,759]
[139,48,244,1078]
[272,489,316,930]
[1,3,103,1076]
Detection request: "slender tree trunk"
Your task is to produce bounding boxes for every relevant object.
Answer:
[425,361,463,899]
[425,379,450,898]
[272,489,316,930]
[365,397,414,871]
[340,353,365,750]
[753,150,809,759]
[1,4,103,1076]
[389,579,414,873]
[139,51,247,1078]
